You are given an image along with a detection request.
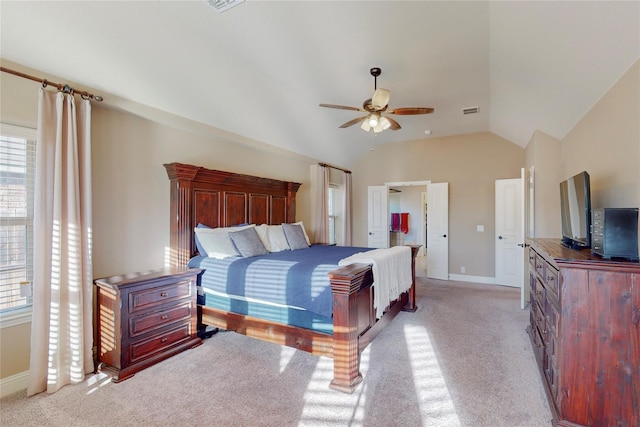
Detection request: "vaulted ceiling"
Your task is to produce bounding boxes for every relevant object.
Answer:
[1,1,638,167]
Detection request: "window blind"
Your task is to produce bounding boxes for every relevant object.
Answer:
[0,131,35,313]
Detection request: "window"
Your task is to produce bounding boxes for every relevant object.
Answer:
[328,185,337,245]
[327,183,344,245]
[0,124,36,317]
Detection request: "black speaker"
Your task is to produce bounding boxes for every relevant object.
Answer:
[591,208,639,261]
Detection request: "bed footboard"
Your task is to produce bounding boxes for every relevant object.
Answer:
[328,244,419,393]
[328,263,374,392]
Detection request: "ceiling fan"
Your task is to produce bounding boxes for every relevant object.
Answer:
[319,67,434,133]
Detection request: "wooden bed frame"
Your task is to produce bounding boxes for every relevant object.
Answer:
[164,162,418,393]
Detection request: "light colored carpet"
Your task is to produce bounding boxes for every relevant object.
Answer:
[0,278,552,426]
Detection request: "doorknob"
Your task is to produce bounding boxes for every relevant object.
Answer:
[498,235,504,240]
[442,234,447,238]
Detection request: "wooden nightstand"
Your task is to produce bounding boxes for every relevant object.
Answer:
[94,267,203,382]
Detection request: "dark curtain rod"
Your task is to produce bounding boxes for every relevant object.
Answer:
[318,162,351,174]
[1,66,103,102]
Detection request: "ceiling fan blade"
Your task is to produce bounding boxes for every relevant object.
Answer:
[386,116,401,130]
[371,89,390,109]
[339,116,368,128]
[319,103,362,112]
[387,107,434,115]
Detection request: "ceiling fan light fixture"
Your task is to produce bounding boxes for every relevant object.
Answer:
[360,120,371,132]
[380,116,391,130]
[368,113,379,127]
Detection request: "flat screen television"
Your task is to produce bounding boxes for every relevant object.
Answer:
[559,171,591,249]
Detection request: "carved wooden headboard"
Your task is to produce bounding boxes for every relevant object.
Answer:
[164,163,301,266]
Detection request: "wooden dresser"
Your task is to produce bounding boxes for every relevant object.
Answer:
[527,238,639,426]
[95,267,203,382]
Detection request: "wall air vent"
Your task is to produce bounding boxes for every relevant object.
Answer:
[206,0,245,13]
[462,106,479,115]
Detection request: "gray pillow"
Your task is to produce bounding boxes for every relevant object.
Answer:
[282,223,309,250]
[229,227,268,257]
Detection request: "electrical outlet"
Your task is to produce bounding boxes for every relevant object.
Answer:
[460,266,466,274]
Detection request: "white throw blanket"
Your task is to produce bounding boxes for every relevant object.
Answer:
[338,245,412,318]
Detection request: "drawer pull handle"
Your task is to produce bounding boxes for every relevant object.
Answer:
[160,314,169,320]
[160,292,168,297]
[161,337,168,343]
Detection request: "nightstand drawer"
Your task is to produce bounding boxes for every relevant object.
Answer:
[129,280,192,313]
[130,301,192,337]
[130,324,192,363]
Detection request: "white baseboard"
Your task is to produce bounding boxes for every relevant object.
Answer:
[1,370,28,398]
[448,274,496,285]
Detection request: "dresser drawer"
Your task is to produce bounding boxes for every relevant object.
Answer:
[528,250,536,269]
[534,253,545,278]
[544,345,559,407]
[543,264,558,296]
[529,314,544,359]
[130,323,192,363]
[545,295,559,336]
[129,280,192,313]
[129,301,192,337]
[531,295,545,332]
[533,277,545,309]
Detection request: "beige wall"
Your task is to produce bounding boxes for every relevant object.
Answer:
[561,60,639,210]
[524,131,562,238]
[350,132,525,278]
[525,60,640,243]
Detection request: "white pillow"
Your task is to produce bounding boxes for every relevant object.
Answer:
[194,225,254,259]
[267,225,290,252]
[293,221,311,245]
[255,224,271,252]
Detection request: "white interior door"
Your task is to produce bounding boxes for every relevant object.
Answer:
[421,191,427,256]
[495,172,524,290]
[426,182,448,280]
[522,167,531,308]
[368,186,389,248]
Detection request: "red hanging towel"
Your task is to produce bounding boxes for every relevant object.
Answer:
[401,213,409,234]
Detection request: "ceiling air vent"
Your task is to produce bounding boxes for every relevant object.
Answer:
[462,106,479,115]
[206,0,245,13]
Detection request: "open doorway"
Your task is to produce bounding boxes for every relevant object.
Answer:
[387,181,429,277]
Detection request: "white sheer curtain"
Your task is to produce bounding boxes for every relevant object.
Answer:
[341,171,352,246]
[28,88,93,396]
[314,164,329,244]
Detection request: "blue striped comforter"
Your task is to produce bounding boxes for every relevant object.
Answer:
[192,245,371,319]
